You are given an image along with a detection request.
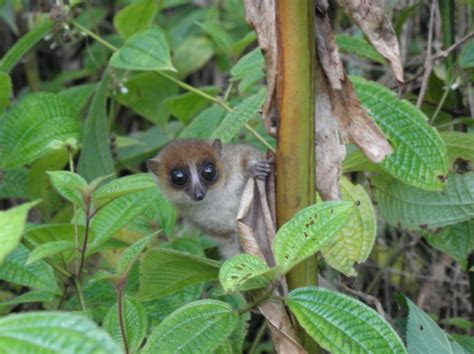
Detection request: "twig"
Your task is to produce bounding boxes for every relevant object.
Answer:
[72,276,88,312]
[116,287,130,354]
[340,283,386,319]
[77,196,92,280]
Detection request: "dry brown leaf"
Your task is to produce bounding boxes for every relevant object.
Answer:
[339,0,404,83]
[244,0,278,137]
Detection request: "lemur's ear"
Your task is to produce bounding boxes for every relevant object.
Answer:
[212,139,222,154]
[146,158,161,176]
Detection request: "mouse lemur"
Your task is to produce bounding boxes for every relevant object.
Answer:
[147,139,271,258]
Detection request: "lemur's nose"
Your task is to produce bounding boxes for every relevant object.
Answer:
[193,191,205,201]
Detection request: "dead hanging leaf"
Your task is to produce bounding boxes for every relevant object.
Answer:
[237,173,305,353]
[315,4,393,164]
[339,0,404,83]
[244,0,278,137]
[314,68,346,201]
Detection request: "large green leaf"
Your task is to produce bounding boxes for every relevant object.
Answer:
[138,248,220,301]
[90,191,153,247]
[197,21,233,51]
[219,254,271,293]
[113,0,158,39]
[0,245,59,293]
[425,221,474,269]
[372,172,474,229]
[173,36,214,78]
[211,88,267,143]
[288,287,407,354]
[230,47,264,80]
[0,20,53,73]
[77,69,115,182]
[178,105,226,139]
[0,168,28,198]
[164,86,218,124]
[352,76,449,191]
[93,173,156,209]
[142,300,238,354]
[116,72,178,126]
[336,34,385,64]
[0,71,11,111]
[59,83,97,115]
[321,178,376,276]
[273,201,354,274]
[48,171,88,207]
[103,296,148,353]
[405,297,459,354]
[26,240,76,265]
[440,131,474,164]
[0,311,120,353]
[459,39,474,69]
[0,201,38,263]
[109,27,175,72]
[0,92,81,169]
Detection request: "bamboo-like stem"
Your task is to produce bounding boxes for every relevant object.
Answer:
[275,0,317,351]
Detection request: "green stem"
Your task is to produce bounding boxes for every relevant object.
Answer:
[72,20,118,52]
[73,276,88,312]
[430,75,455,124]
[77,197,92,280]
[67,147,81,276]
[116,286,130,354]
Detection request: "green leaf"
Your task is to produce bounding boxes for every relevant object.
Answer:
[26,240,76,265]
[116,72,178,126]
[219,254,271,293]
[90,191,153,247]
[47,171,88,207]
[288,287,407,354]
[138,248,220,301]
[0,71,12,111]
[0,168,28,198]
[336,34,385,64]
[273,201,354,274]
[352,76,449,191]
[93,173,156,209]
[0,311,120,353]
[109,27,175,72]
[178,104,226,139]
[164,86,218,123]
[342,149,382,173]
[0,92,81,169]
[230,47,264,80]
[103,296,148,353]
[173,36,214,78]
[59,83,97,115]
[405,296,455,354]
[425,221,474,269]
[0,201,38,263]
[440,131,474,164]
[142,299,238,354]
[117,233,156,275]
[0,290,54,308]
[197,21,233,51]
[452,335,474,353]
[321,178,376,276]
[372,172,474,229]
[0,20,53,73]
[211,88,267,143]
[459,39,474,69]
[114,0,158,39]
[77,69,115,182]
[0,245,59,293]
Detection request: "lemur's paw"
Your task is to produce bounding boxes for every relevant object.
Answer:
[247,160,272,180]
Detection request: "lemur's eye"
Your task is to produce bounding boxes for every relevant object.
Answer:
[202,163,217,182]
[170,169,188,186]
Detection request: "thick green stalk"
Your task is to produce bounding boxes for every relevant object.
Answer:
[275,0,317,351]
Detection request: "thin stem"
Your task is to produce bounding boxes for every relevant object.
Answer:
[238,290,272,315]
[77,198,92,280]
[116,287,130,354]
[430,75,455,124]
[72,276,88,312]
[243,123,275,152]
[71,20,119,52]
[68,147,80,276]
[249,320,268,354]
[57,284,69,310]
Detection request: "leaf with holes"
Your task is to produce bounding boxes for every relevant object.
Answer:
[372,172,474,229]
[48,171,88,207]
[211,88,267,143]
[0,201,38,264]
[288,287,407,354]
[109,27,175,72]
[0,311,120,353]
[321,178,376,276]
[219,254,272,293]
[142,300,238,354]
[0,245,59,293]
[93,173,156,209]
[103,296,148,353]
[138,248,219,301]
[0,92,81,169]
[273,201,354,274]
[352,76,448,191]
